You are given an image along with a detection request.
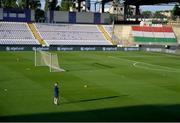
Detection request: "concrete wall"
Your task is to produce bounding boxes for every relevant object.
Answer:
[114,24,136,46]
[1,8,111,24]
[45,11,50,23]
[0,8,3,20]
[2,9,31,22]
[54,11,69,23]
[18,13,26,18]
[172,25,180,43]
[31,10,35,22]
[48,11,111,24]
[101,13,111,24]
[76,12,94,23]
[9,13,17,18]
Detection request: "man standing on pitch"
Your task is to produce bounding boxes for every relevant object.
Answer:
[54,82,59,105]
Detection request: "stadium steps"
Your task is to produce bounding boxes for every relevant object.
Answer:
[97,25,116,45]
[27,23,46,46]
[172,25,180,44]
[113,25,136,47]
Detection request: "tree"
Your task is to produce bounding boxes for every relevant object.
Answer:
[44,0,49,11]
[141,11,153,18]
[17,0,26,9]
[153,11,167,19]
[55,5,61,11]
[26,0,44,22]
[60,0,73,11]
[2,0,18,8]
[49,0,58,10]
[0,0,2,8]
[172,4,180,16]
[45,0,61,11]
[35,8,45,22]
[29,0,41,10]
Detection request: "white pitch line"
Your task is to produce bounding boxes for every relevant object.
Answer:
[133,62,138,66]
[108,55,179,58]
[133,62,180,73]
[109,56,180,73]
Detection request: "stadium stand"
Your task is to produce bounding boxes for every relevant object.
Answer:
[97,25,115,45]
[28,23,46,45]
[113,25,135,46]
[35,23,112,45]
[0,22,39,45]
[172,25,180,44]
[103,25,113,36]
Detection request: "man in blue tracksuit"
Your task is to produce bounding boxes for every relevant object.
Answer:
[54,82,59,105]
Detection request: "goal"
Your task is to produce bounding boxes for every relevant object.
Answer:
[34,50,65,72]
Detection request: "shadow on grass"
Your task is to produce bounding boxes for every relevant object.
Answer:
[63,96,120,104]
[0,104,180,122]
[92,63,114,69]
[65,62,114,72]
[65,67,95,72]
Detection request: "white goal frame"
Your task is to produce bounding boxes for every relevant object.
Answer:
[34,50,65,72]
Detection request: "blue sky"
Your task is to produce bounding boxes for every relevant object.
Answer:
[140,5,174,12]
[40,0,175,12]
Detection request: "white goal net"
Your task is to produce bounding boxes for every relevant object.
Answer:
[35,50,65,72]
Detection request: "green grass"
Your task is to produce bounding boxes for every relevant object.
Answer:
[0,51,180,121]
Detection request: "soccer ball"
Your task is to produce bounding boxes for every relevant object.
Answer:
[84,85,87,88]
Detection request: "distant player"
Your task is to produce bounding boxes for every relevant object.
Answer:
[54,82,59,105]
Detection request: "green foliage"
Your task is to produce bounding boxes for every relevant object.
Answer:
[0,0,2,8]
[49,0,58,10]
[60,0,73,11]
[1,0,44,22]
[25,0,43,22]
[35,8,45,22]
[2,0,18,8]
[44,0,49,11]
[141,11,153,18]
[17,0,26,9]
[172,4,180,17]
[153,11,167,19]
[45,0,61,11]
[29,0,41,10]
[55,5,62,11]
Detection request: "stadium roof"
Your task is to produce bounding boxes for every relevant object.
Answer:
[125,0,180,5]
[102,0,180,5]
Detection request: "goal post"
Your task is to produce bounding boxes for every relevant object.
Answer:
[34,50,65,72]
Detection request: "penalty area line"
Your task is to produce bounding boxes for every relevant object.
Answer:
[109,56,180,73]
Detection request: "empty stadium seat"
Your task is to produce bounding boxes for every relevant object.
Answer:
[0,22,39,45]
[35,23,112,45]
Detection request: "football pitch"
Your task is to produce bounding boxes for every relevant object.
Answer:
[0,51,180,121]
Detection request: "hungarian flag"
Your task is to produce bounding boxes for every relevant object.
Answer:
[132,26,177,43]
